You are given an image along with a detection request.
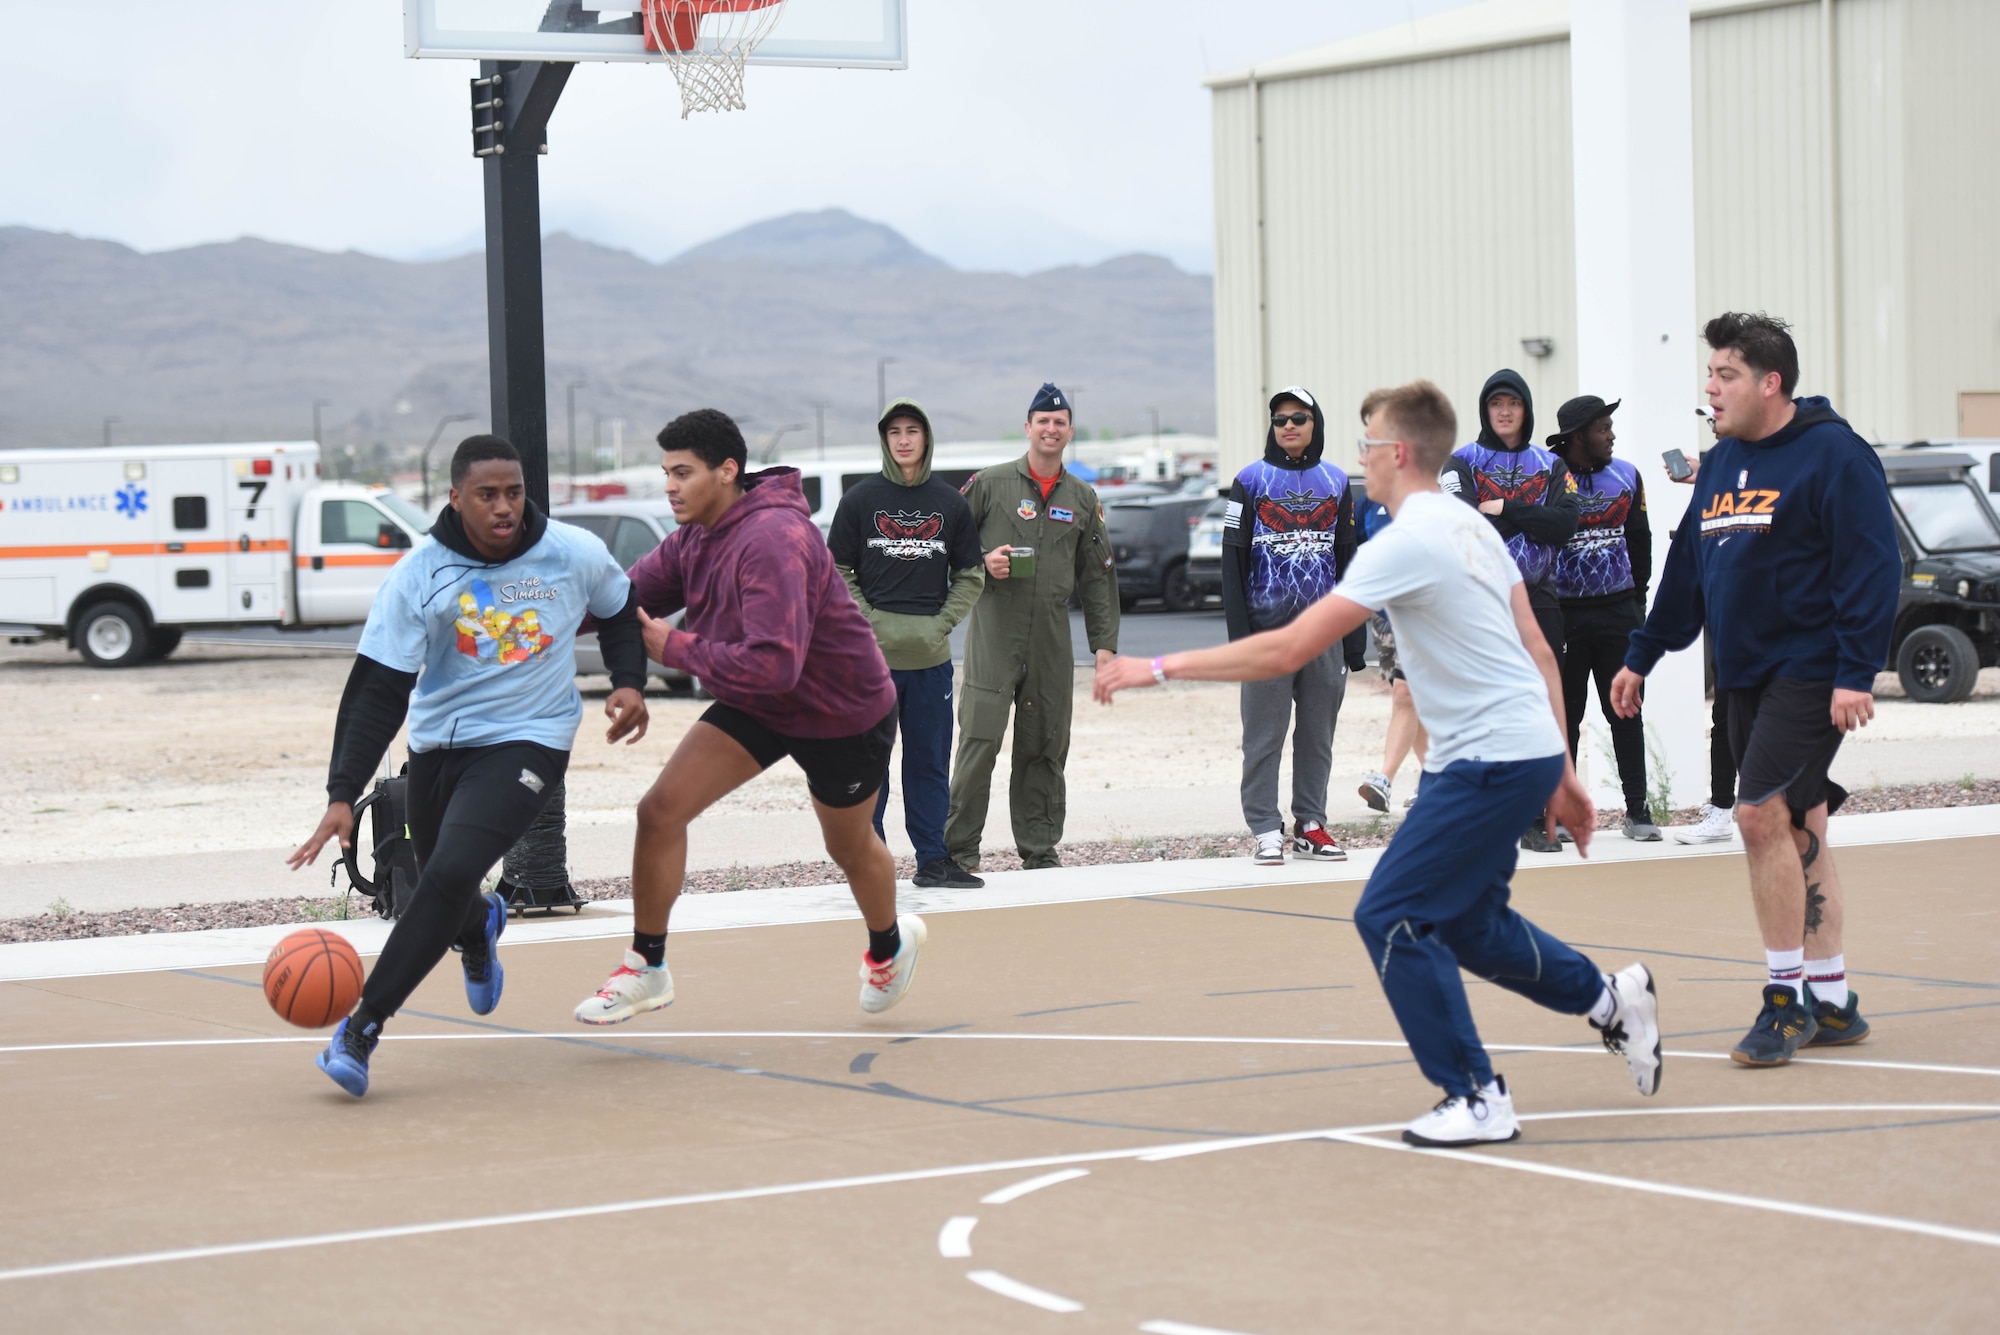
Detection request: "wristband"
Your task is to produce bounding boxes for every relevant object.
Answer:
[1150,655,1168,685]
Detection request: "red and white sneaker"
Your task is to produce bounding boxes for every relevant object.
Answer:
[573,949,675,1025]
[859,914,928,1015]
[1291,820,1347,861]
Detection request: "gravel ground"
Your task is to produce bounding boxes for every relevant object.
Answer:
[7,777,1995,945]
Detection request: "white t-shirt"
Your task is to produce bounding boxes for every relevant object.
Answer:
[1335,490,1564,771]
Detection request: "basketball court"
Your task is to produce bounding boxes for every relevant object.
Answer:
[4,808,1997,1332]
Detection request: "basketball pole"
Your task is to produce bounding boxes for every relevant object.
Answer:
[474,58,578,906]
[475,59,573,513]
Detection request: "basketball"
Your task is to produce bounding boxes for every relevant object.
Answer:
[263,928,364,1029]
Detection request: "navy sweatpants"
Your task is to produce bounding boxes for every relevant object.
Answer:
[1353,753,1605,1098]
[873,660,955,867]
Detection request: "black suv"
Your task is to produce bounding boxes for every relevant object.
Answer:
[1880,450,2000,702]
[1102,490,1213,612]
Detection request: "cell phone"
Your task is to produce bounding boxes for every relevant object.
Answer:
[1662,448,1693,482]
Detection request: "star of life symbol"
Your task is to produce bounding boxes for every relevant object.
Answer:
[115,483,148,519]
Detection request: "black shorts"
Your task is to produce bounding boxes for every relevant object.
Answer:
[1724,677,1849,827]
[700,702,896,808]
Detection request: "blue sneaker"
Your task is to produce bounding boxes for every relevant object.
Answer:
[456,890,507,1016]
[1730,985,1818,1067]
[316,1016,380,1097]
[1805,985,1870,1046]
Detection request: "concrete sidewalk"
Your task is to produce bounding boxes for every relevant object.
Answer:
[5,803,1994,982]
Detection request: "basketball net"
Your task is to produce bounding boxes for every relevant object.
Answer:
[643,0,792,118]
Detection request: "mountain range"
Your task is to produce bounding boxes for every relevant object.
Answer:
[0,209,1215,460]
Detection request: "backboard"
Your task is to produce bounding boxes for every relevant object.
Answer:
[405,0,907,68]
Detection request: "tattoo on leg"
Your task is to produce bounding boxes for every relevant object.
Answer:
[1801,830,1825,935]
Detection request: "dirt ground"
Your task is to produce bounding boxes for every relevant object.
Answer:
[3,638,1997,875]
[0,638,1391,866]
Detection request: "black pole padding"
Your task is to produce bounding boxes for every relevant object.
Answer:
[478,59,573,514]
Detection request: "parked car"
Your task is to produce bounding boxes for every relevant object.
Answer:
[550,498,696,690]
[1877,450,2000,702]
[1185,494,1228,604]
[1103,492,1213,612]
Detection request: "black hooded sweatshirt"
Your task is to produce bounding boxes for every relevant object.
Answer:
[322,501,646,806]
[1451,368,1580,608]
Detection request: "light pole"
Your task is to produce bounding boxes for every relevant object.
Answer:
[565,379,586,501]
[813,401,828,459]
[421,413,476,509]
[101,416,119,448]
[1062,384,1086,466]
[311,399,331,448]
[761,423,809,463]
[875,357,897,419]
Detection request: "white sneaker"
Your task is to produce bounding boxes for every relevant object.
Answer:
[859,914,928,1015]
[1253,830,1287,865]
[1358,772,1392,813]
[1401,782,1420,809]
[1672,803,1735,844]
[574,949,675,1026]
[1592,962,1663,1096]
[1402,1075,1521,1147]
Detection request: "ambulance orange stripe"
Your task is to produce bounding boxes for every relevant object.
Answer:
[295,553,404,568]
[0,540,291,559]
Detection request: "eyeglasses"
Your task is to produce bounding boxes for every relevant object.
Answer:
[1270,412,1312,427]
[1357,436,1401,457]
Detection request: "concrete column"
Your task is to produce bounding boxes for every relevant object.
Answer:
[1569,0,1709,811]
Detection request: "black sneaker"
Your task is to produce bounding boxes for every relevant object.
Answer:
[1730,985,1819,1067]
[1804,985,1871,1046]
[913,857,985,890]
[1520,823,1563,854]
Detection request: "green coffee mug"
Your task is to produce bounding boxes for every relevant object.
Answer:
[1007,546,1037,580]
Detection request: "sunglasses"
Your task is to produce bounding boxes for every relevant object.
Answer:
[1270,412,1312,427]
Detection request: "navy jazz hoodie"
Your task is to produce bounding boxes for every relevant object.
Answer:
[1625,397,1900,693]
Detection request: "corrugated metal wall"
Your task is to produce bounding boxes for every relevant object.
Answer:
[1212,39,1576,478]
[1213,0,2000,475]
[1903,0,2000,439]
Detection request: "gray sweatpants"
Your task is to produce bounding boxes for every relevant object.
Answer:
[1239,644,1348,836]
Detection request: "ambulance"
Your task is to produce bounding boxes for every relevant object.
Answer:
[0,441,432,666]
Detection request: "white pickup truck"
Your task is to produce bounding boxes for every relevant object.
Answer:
[0,441,431,666]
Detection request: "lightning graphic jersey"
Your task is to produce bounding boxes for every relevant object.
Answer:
[1453,441,1575,597]
[1222,457,1353,632]
[1555,459,1647,601]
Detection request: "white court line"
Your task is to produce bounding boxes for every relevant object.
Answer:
[981,1168,1091,1204]
[1325,1121,2000,1249]
[8,1031,2000,1081]
[936,1216,977,1258]
[965,1269,1085,1313]
[1,1104,1993,1284]
[1140,1321,1262,1335]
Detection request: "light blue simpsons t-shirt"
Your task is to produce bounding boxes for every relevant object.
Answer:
[357,520,632,753]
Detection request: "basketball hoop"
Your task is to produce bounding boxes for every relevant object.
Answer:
[643,0,792,118]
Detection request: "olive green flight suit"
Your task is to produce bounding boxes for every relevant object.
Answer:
[945,456,1120,869]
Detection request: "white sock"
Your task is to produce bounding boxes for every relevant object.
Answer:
[1766,947,1805,1001]
[1805,955,1847,1008]
[1588,976,1618,1026]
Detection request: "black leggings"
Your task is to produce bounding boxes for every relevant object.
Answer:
[357,741,568,1023]
[1560,598,1649,819]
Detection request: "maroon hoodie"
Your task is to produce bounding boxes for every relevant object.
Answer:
[629,468,895,738]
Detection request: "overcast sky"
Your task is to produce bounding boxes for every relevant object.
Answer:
[2,1,1466,273]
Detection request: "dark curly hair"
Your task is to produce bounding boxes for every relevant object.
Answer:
[1704,312,1799,397]
[449,434,520,487]
[656,408,747,472]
